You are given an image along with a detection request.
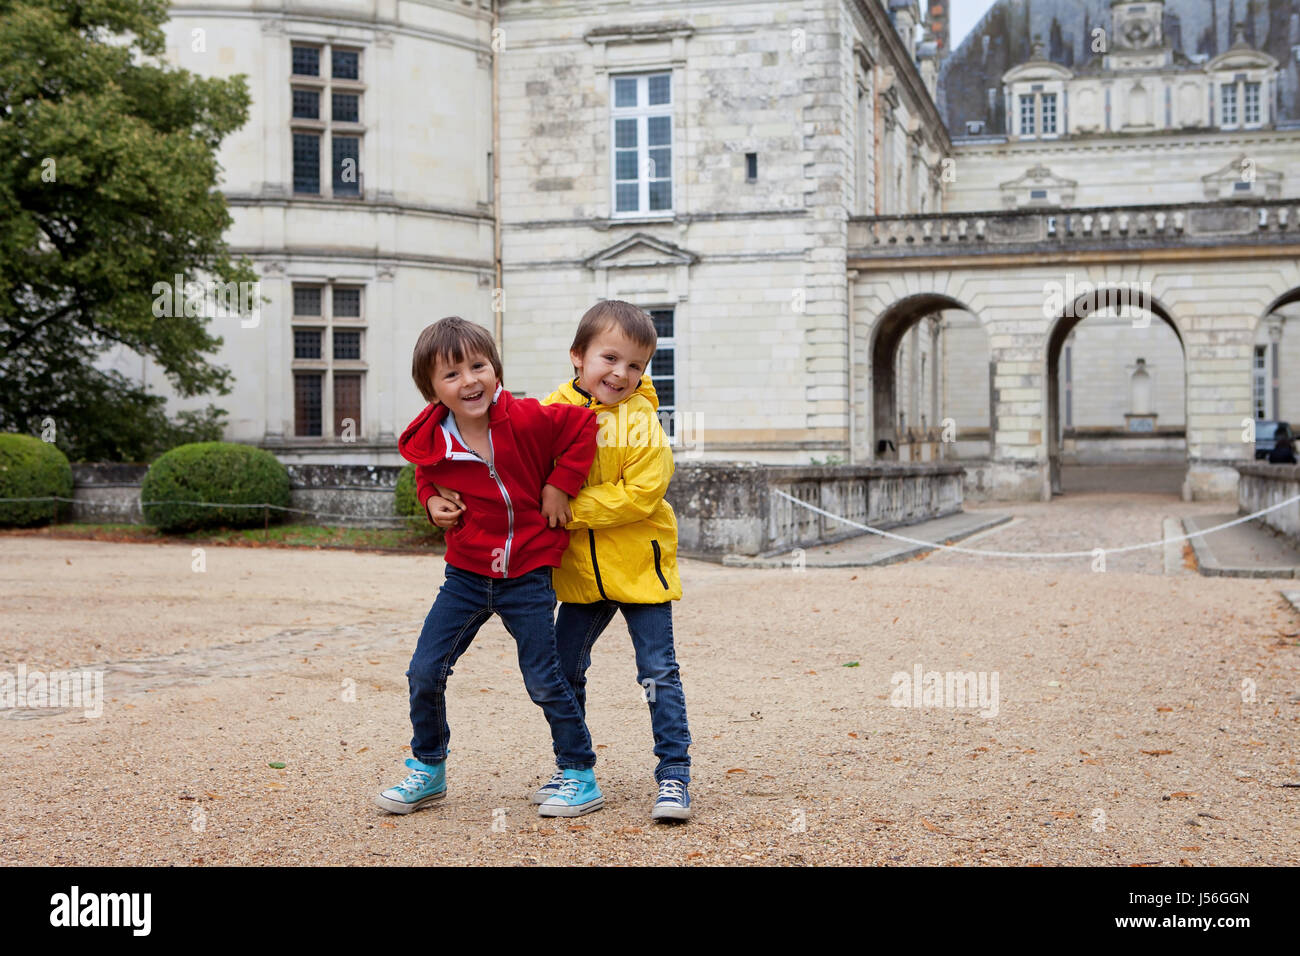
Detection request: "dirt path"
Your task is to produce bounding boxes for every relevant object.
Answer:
[1,522,1296,866]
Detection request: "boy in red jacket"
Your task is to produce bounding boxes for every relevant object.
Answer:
[374,316,604,817]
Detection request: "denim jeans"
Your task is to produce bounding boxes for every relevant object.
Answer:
[406,564,595,770]
[555,601,691,783]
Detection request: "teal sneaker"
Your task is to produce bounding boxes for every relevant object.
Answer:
[537,768,604,817]
[530,768,566,805]
[374,757,446,814]
[651,778,691,822]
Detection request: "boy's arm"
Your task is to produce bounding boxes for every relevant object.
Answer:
[414,464,444,524]
[565,441,672,531]
[539,402,597,497]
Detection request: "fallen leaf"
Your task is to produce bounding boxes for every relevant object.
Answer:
[1156,707,1172,713]
[847,732,858,738]
[1140,749,1172,756]
[726,768,747,774]
[380,821,396,829]
[268,762,286,769]
[568,824,589,832]
[920,818,945,833]
[1180,846,1202,852]
[616,827,642,835]
[1050,811,1075,818]
[843,661,860,668]
[686,851,704,859]
[356,747,369,754]
[1169,791,1197,799]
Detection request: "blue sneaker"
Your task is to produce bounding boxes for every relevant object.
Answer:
[537,768,604,817]
[374,758,446,814]
[651,778,691,821]
[530,768,566,805]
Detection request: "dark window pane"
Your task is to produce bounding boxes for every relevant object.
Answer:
[294,329,322,359]
[292,89,319,119]
[648,179,671,210]
[616,182,638,212]
[293,287,322,316]
[648,74,670,105]
[293,132,320,194]
[614,77,637,107]
[332,49,359,80]
[333,287,361,317]
[650,375,675,409]
[648,147,670,179]
[649,309,674,337]
[648,115,671,146]
[614,118,637,148]
[332,92,359,123]
[333,135,360,195]
[292,46,320,76]
[333,329,361,360]
[615,150,638,180]
[334,373,361,437]
[295,373,323,437]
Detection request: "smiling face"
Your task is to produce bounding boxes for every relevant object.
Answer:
[431,349,499,423]
[570,324,655,406]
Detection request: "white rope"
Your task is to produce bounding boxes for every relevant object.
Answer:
[771,488,1300,560]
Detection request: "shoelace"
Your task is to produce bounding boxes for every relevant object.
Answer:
[395,769,434,795]
[555,777,582,800]
[657,779,686,802]
[542,770,565,789]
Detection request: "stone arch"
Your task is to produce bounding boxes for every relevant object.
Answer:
[1256,286,1300,423]
[1045,285,1187,495]
[869,292,987,463]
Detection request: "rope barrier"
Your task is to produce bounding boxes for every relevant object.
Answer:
[771,487,1300,560]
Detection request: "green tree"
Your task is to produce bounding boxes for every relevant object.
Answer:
[0,0,253,461]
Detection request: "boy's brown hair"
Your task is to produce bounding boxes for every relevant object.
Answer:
[411,317,503,404]
[570,300,658,367]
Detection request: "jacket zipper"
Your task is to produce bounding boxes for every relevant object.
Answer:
[587,529,607,599]
[651,539,669,590]
[463,428,513,578]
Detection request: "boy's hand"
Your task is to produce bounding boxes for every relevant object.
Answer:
[540,482,573,528]
[426,485,465,529]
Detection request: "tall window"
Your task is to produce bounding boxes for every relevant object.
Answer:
[291,43,364,197]
[611,73,673,216]
[1019,95,1036,135]
[1041,93,1058,134]
[1254,345,1268,420]
[1220,83,1239,127]
[1244,82,1261,125]
[292,284,367,438]
[647,309,677,439]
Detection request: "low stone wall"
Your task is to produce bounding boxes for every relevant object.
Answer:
[65,460,965,547]
[1237,462,1300,541]
[666,461,965,557]
[69,463,408,528]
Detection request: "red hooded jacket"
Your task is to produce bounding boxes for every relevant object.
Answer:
[398,384,598,578]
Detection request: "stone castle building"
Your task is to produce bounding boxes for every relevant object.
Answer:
[130,0,1300,500]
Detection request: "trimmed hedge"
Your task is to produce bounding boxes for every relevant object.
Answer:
[0,434,74,526]
[395,463,443,540]
[141,442,291,532]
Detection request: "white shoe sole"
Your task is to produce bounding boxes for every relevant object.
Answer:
[652,804,691,821]
[530,789,558,805]
[537,796,604,817]
[373,789,446,814]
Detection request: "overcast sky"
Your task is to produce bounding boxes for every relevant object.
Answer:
[949,0,1000,51]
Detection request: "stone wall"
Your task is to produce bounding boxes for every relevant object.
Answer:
[667,460,965,556]
[1237,462,1300,541]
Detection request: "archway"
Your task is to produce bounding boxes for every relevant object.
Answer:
[1255,287,1300,426]
[869,293,988,463]
[1045,285,1187,495]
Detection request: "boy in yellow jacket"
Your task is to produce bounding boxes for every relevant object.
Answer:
[427,300,692,821]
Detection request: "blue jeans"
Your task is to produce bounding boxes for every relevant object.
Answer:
[555,601,691,783]
[406,564,595,770]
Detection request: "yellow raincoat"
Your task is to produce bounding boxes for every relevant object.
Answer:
[542,375,682,605]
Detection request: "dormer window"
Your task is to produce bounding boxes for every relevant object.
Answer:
[1019,96,1036,134]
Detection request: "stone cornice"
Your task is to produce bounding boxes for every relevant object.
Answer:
[846,0,951,154]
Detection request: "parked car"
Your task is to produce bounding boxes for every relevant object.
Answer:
[1254,420,1292,459]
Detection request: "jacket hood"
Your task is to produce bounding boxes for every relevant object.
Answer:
[555,374,659,411]
[399,383,505,465]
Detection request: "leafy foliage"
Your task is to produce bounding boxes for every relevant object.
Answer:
[0,0,254,461]
[395,463,443,540]
[140,441,290,531]
[0,432,74,525]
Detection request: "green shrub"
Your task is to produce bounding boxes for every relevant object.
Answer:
[395,463,444,540]
[0,434,74,526]
[141,442,291,532]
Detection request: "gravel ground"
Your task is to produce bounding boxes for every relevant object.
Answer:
[1,493,1297,867]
